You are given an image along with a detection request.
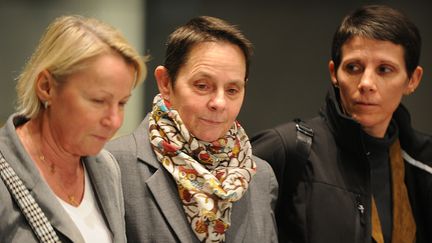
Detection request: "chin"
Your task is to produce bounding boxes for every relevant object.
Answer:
[194,132,223,143]
[198,136,219,143]
[356,117,380,129]
[84,146,105,156]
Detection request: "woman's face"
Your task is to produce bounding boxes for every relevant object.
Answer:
[47,52,136,155]
[158,41,246,142]
[329,36,422,137]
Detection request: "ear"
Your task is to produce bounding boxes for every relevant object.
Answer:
[154,66,173,98]
[329,60,338,86]
[404,66,423,95]
[35,70,55,102]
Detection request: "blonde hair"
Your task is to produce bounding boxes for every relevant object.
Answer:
[16,15,147,118]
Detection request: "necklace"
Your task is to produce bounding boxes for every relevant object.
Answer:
[38,154,82,207]
[39,154,55,174]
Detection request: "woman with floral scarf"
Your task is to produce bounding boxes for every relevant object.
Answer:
[106,16,278,243]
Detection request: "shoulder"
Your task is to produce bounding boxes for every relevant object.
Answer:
[251,155,278,194]
[105,132,143,169]
[394,105,432,166]
[251,122,297,153]
[253,155,275,176]
[251,117,326,160]
[105,118,153,165]
[250,122,297,176]
[106,133,138,155]
[97,149,121,177]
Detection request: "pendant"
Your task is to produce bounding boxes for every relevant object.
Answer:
[68,195,78,206]
[50,164,56,174]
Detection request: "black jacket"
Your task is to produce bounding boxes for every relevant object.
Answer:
[251,87,432,243]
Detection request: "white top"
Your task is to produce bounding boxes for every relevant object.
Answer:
[57,166,113,243]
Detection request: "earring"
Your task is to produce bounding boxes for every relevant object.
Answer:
[405,89,415,95]
[43,101,49,109]
[333,79,339,88]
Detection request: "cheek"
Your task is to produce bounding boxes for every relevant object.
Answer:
[385,94,403,112]
[228,100,243,120]
[176,104,199,128]
[337,87,354,112]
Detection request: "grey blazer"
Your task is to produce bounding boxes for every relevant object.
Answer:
[106,114,279,243]
[0,115,126,243]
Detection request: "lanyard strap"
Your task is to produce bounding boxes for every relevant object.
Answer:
[0,152,61,243]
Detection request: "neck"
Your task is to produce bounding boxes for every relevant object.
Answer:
[17,113,82,175]
[17,113,85,206]
[362,119,391,138]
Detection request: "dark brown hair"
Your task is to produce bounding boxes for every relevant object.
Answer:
[164,16,253,86]
[331,5,421,76]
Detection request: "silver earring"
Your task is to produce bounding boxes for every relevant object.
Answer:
[43,101,49,109]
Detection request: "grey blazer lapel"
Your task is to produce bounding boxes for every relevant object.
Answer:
[136,118,197,242]
[226,188,250,242]
[146,166,198,243]
[85,155,124,242]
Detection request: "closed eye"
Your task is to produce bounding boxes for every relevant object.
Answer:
[119,99,129,108]
[92,99,105,104]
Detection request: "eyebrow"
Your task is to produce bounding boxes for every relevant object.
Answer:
[192,72,245,84]
[342,57,401,66]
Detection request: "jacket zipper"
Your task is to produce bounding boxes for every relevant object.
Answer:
[354,194,366,243]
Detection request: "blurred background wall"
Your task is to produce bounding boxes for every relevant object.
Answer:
[1,0,431,136]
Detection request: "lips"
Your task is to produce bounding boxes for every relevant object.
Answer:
[356,102,376,106]
[200,118,224,125]
[353,101,379,112]
[354,98,378,105]
[93,134,110,141]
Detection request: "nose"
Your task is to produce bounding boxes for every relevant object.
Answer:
[358,69,377,93]
[101,105,123,130]
[208,90,226,111]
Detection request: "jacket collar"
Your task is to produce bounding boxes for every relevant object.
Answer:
[133,114,160,169]
[322,86,400,154]
[321,87,366,154]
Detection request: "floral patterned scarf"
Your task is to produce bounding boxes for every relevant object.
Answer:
[148,94,256,242]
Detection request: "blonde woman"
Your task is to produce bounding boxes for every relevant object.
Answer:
[0,15,146,243]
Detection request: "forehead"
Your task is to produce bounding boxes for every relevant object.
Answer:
[179,41,246,79]
[184,41,245,69]
[341,36,405,64]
